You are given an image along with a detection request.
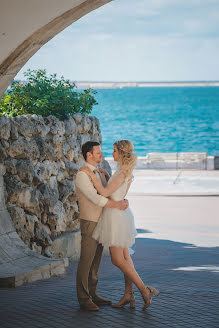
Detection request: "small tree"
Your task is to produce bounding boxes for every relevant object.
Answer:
[0,69,98,120]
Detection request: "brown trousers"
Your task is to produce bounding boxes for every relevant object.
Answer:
[76,219,103,304]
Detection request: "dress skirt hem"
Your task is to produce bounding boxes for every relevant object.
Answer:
[92,207,137,248]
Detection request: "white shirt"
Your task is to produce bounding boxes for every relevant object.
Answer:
[75,162,108,208]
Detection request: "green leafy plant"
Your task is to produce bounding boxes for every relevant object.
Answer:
[0,69,98,120]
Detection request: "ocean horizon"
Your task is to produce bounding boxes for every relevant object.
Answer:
[75,81,219,89]
[91,86,219,157]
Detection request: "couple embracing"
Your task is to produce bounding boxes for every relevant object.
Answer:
[75,140,159,311]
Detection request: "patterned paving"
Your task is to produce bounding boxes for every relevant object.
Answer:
[0,237,219,328]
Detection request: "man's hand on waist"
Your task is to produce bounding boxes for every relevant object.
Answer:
[105,199,129,210]
[116,199,129,211]
[124,198,129,207]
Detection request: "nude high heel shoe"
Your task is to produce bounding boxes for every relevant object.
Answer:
[141,285,160,310]
[112,291,135,309]
[129,291,136,309]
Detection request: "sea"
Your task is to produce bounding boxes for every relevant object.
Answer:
[91,87,219,157]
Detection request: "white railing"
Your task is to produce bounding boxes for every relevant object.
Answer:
[105,152,216,170]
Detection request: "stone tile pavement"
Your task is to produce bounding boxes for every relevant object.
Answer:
[0,236,219,328]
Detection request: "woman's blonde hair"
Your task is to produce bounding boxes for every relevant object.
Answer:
[114,140,137,177]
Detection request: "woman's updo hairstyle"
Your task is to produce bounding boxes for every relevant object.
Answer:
[113,140,137,177]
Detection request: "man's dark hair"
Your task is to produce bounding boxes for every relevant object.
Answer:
[82,141,100,160]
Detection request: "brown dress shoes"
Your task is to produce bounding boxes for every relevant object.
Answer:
[92,295,112,306]
[80,299,99,311]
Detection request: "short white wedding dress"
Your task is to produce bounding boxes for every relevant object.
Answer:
[92,169,137,248]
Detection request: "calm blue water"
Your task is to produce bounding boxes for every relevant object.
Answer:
[92,87,219,157]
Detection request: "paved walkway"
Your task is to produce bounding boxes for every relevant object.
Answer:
[1,235,219,328]
[129,169,219,195]
[129,195,219,248]
[1,170,219,327]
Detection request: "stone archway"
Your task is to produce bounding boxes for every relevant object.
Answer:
[0,0,111,99]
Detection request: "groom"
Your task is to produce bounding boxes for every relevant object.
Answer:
[75,141,128,311]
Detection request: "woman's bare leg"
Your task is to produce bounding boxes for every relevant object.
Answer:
[123,248,134,293]
[110,246,144,289]
[110,246,150,305]
[112,248,134,306]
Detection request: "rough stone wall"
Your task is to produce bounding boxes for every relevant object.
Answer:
[0,113,101,258]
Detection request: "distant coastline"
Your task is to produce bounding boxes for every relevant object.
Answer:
[15,80,219,89]
[74,81,219,89]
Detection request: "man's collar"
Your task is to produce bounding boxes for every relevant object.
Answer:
[85,162,97,172]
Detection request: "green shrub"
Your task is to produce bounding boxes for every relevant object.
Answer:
[0,69,98,120]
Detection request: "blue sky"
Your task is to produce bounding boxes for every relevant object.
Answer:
[16,0,219,81]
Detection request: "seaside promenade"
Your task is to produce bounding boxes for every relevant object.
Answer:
[129,169,219,248]
[0,169,219,328]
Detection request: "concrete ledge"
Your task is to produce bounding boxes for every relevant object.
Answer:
[0,256,68,288]
[0,229,69,288]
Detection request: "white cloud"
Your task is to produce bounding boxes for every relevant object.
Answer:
[183,20,203,34]
[91,33,112,41]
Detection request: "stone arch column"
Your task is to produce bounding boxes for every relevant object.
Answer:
[0,0,111,99]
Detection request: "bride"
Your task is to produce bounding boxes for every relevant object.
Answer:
[80,140,159,310]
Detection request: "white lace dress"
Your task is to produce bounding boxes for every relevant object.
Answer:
[92,169,137,248]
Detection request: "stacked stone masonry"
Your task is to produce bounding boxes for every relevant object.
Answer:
[0,113,101,259]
